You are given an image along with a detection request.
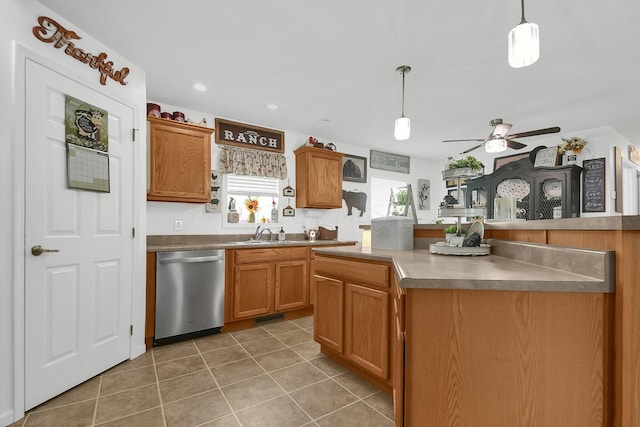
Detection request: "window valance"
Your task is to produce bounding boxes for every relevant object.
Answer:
[219,145,287,179]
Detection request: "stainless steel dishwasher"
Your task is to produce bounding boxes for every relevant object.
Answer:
[155,249,225,345]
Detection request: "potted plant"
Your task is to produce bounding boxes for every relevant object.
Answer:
[392,188,408,215]
[558,137,588,165]
[558,137,588,154]
[444,224,468,243]
[443,156,484,179]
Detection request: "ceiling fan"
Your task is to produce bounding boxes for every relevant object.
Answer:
[443,118,561,154]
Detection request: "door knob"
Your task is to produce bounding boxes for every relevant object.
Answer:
[31,245,60,256]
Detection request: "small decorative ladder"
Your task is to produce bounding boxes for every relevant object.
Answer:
[386,184,418,224]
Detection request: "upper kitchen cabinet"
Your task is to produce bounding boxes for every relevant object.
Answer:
[147,116,214,203]
[294,146,344,208]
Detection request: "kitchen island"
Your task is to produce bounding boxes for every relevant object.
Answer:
[313,240,615,427]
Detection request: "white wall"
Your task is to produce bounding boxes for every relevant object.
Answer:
[146,103,640,237]
[1,1,148,424]
[146,102,446,241]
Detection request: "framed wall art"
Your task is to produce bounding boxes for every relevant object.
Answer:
[582,158,606,213]
[417,179,430,210]
[493,152,530,171]
[533,146,560,167]
[370,150,410,174]
[342,154,367,183]
[630,144,640,166]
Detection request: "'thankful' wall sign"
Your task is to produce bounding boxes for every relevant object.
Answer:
[32,16,130,86]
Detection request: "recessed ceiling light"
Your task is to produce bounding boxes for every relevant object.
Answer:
[193,83,207,92]
[266,103,279,110]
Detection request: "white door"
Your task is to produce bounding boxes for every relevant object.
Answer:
[24,59,134,409]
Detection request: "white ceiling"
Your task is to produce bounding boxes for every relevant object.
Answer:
[36,0,640,161]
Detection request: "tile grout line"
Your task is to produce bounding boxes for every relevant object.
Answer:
[227,320,323,425]
[270,320,395,424]
[150,348,169,427]
[196,332,245,426]
[18,317,392,426]
[89,374,103,426]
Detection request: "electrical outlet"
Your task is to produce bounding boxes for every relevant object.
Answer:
[174,219,183,231]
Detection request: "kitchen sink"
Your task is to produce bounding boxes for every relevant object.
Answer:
[225,240,296,245]
[225,240,269,245]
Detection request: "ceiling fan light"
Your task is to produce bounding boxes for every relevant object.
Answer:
[508,21,539,68]
[486,138,508,153]
[395,116,411,140]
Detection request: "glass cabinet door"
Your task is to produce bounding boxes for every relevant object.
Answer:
[537,178,562,219]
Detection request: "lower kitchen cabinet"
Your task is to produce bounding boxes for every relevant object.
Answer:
[345,283,389,379]
[314,275,344,352]
[233,262,274,318]
[145,242,356,342]
[313,254,392,387]
[226,246,310,323]
[392,275,405,427]
[275,260,309,311]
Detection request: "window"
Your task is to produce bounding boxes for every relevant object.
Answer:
[226,175,280,224]
[370,177,408,218]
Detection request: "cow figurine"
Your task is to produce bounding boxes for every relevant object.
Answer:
[342,190,367,216]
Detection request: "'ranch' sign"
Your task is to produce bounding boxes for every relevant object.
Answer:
[215,118,284,154]
[32,16,130,86]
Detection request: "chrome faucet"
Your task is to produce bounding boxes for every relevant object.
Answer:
[254,226,273,241]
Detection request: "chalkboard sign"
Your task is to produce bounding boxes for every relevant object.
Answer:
[582,158,606,212]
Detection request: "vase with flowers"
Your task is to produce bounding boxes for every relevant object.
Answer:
[244,197,259,223]
[558,137,588,165]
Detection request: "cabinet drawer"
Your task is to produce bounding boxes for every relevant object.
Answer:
[315,256,389,288]
[235,247,308,263]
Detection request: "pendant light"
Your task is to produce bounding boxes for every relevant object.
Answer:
[508,0,539,68]
[394,65,411,140]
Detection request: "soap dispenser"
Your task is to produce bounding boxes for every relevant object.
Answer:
[278,227,286,241]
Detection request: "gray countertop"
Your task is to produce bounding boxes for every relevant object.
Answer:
[147,234,356,252]
[312,239,615,293]
[359,215,640,231]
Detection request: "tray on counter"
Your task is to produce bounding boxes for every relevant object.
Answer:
[429,242,491,256]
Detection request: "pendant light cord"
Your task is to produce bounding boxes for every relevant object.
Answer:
[401,70,406,118]
[520,0,527,24]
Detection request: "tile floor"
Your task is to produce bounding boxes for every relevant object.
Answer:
[10,316,394,427]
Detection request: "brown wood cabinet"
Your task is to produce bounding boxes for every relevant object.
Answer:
[486,225,639,427]
[145,252,157,349]
[226,246,309,323]
[275,260,309,311]
[233,262,274,318]
[147,116,213,203]
[391,275,405,427]
[294,146,344,208]
[314,275,344,352]
[403,288,611,427]
[345,283,389,379]
[314,254,392,386]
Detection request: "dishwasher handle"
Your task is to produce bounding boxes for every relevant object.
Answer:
[158,255,224,264]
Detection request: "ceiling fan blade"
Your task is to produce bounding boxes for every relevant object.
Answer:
[507,126,561,139]
[461,142,486,154]
[505,139,527,150]
[443,138,485,143]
